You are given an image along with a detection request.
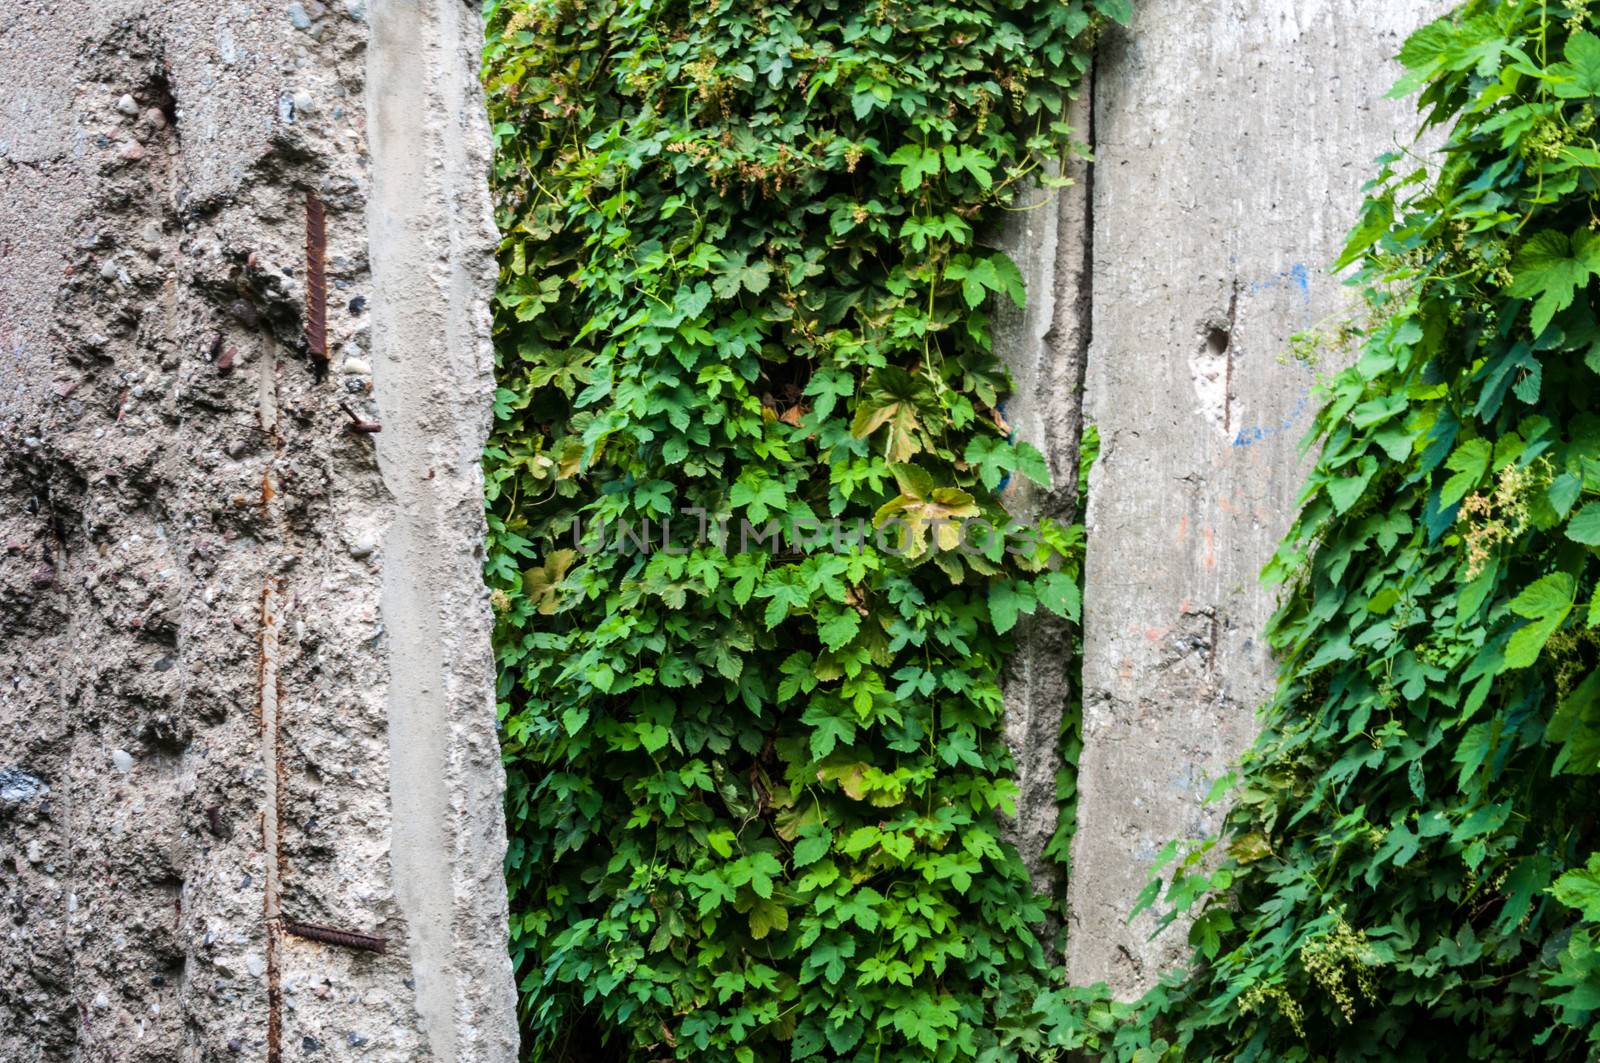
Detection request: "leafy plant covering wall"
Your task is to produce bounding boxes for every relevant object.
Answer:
[485,0,1600,1059]
[480,0,1121,1059]
[1130,3,1600,1059]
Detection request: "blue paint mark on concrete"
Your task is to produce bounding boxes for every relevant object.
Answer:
[1233,393,1310,447]
[1248,262,1314,305]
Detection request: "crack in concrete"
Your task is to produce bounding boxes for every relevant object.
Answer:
[1221,280,1240,436]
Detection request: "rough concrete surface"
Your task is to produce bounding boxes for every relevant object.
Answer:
[368,1,520,1060]
[1067,0,1455,997]
[0,2,516,1060]
[994,92,1094,941]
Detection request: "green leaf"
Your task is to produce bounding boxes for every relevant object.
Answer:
[712,253,773,299]
[1095,0,1132,24]
[1440,438,1491,506]
[1188,908,1235,960]
[695,873,736,917]
[1550,472,1584,517]
[1036,571,1082,622]
[747,852,782,898]
[707,829,737,859]
[1014,441,1050,488]
[951,257,999,309]
[1549,670,1600,775]
[990,253,1026,307]
[1568,503,1600,545]
[964,435,1013,491]
[792,830,830,868]
[1552,31,1600,98]
[942,145,995,190]
[1511,572,1577,620]
[1368,587,1402,615]
[824,1014,865,1054]
[748,897,788,940]
[638,723,671,754]
[1551,854,1600,920]
[1456,723,1494,789]
[1495,855,1553,934]
[840,826,880,855]
[1327,456,1378,514]
[803,697,858,758]
[888,143,941,192]
[989,580,1037,635]
[818,609,862,651]
[730,469,789,523]
[1507,230,1600,336]
[1504,572,1575,669]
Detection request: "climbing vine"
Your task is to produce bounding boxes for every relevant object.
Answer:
[484,0,1600,1058]
[481,0,1122,1058]
[1124,3,1600,1059]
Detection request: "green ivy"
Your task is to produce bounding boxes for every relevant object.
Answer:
[481,0,1123,1058]
[1124,3,1600,1059]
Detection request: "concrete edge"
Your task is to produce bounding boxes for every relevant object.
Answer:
[366,1,519,1059]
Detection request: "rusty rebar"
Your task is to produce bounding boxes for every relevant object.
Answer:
[282,920,388,954]
[304,192,328,370]
[338,401,382,434]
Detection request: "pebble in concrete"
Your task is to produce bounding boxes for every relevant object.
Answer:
[0,768,46,804]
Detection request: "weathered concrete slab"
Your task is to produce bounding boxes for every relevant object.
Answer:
[0,2,515,1059]
[1068,0,1453,996]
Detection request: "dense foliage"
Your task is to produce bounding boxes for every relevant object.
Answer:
[1131,3,1600,1059]
[481,0,1124,1058]
[486,0,1600,1058]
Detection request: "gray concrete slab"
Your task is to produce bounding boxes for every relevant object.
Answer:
[1068,0,1453,997]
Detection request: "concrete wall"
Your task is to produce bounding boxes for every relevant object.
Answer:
[1065,0,1454,997]
[0,2,516,1060]
[0,0,1462,1051]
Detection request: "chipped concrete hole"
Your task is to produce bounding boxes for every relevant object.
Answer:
[1188,285,1241,439]
[1205,323,1232,359]
[0,0,1456,1056]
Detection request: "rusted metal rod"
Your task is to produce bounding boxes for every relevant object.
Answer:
[338,401,382,434]
[282,920,388,954]
[304,192,329,370]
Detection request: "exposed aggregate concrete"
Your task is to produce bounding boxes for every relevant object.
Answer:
[0,2,515,1060]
